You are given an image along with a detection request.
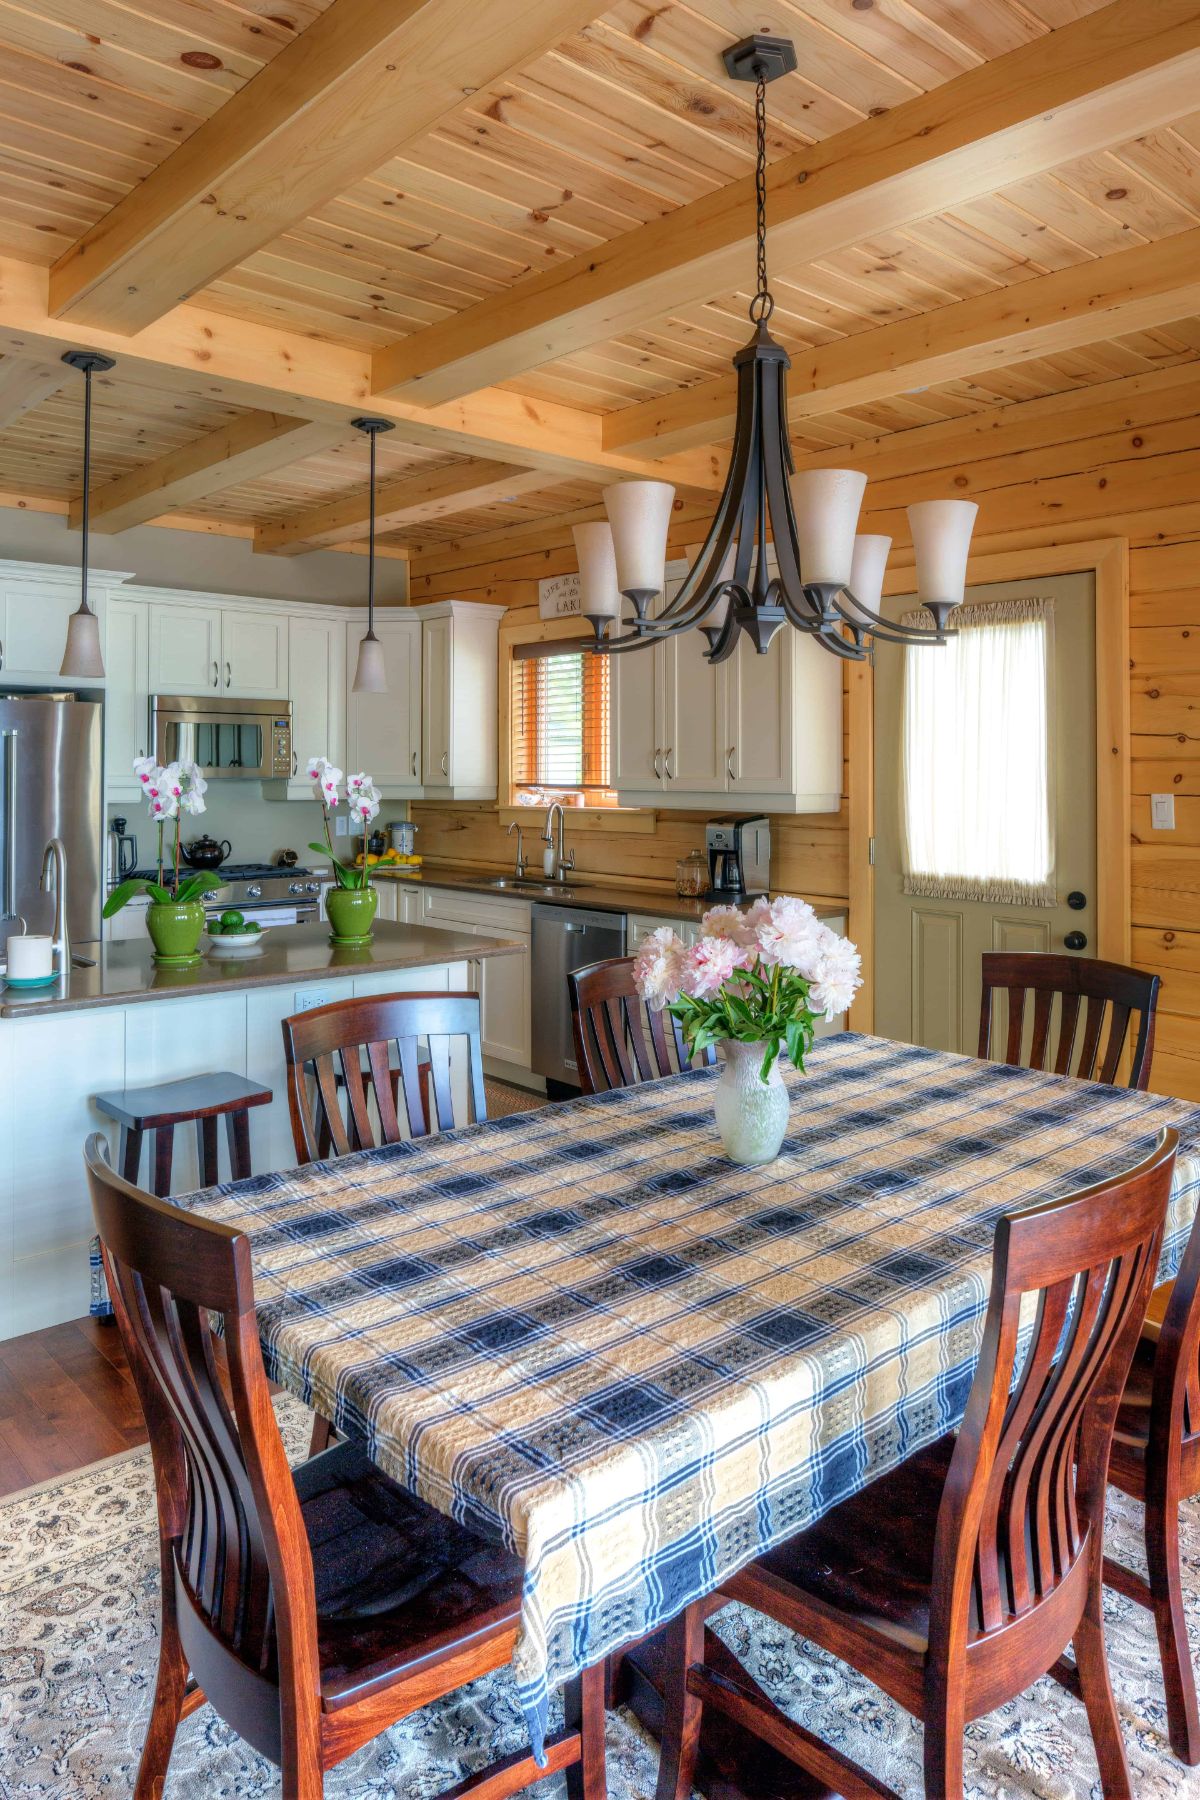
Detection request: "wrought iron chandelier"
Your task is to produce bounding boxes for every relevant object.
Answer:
[577,34,977,663]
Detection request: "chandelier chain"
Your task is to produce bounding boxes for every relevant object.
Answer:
[749,71,773,324]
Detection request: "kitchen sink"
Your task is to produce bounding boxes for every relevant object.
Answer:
[487,877,578,896]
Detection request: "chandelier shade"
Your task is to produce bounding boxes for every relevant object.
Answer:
[572,521,622,631]
[586,34,977,666]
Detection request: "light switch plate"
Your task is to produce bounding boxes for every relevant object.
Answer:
[1151,793,1176,830]
[293,988,331,1012]
[334,813,349,838]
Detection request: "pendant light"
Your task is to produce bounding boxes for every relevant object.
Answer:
[60,349,116,680]
[587,35,978,664]
[350,415,395,694]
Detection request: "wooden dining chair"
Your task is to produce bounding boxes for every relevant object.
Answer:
[653,1128,1178,1800]
[978,952,1160,1090]
[569,956,716,1095]
[1105,1196,1200,1765]
[84,1134,606,1800]
[282,991,487,1163]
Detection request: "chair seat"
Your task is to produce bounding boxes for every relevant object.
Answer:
[95,1071,273,1129]
[294,1440,523,1711]
[740,1433,955,1656]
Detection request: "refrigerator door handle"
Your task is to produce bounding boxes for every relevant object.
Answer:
[2,729,17,917]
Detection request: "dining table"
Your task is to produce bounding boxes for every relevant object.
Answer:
[180,1030,1200,1779]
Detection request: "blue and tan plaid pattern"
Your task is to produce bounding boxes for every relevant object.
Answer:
[184,1033,1200,1758]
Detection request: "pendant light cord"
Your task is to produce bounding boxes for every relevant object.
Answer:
[80,363,92,618]
[749,71,773,325]
[367,423,377,638]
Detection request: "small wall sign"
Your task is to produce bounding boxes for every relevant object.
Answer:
[538,572,582,619]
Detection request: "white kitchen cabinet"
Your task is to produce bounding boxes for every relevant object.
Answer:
[0,563,132,685]
[104,596,151,799]
[420,601,500,800]
[272,612,345,795]
[346,615,421,795]
[148,602,288,698]
[420,885,531,1071]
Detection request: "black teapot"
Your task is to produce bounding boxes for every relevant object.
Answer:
[180,834,232,870]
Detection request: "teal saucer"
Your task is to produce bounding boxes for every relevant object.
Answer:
[4,971,60,989]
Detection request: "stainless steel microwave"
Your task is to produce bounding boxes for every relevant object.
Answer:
[151,695,293,781]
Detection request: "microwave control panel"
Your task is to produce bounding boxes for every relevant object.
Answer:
[272,717,292,777]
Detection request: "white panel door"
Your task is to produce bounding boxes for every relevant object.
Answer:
[221,608,288,698]
[149,603,222,694]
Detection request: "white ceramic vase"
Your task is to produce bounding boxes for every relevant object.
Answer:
[713,1039,790,1166]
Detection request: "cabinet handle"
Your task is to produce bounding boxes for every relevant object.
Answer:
[726,745,736,781]
[211,659,218,688]
[224,660,231,688]
[411,750,418,777]
[653,748,662,779]
[291,749,298,777]
[440,751,448,775]
[0,638,5,670]
[664,746,674,780]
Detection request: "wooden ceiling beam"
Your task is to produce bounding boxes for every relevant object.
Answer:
[0,354,70,429]
[75,414,346,534]
[0,257,722,497]
[372,0,1200,407]
[47,0,602,336]
[255,459,550,555]
[606,226,1200,456]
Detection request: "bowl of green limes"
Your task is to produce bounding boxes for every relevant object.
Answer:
[205,909,266,958]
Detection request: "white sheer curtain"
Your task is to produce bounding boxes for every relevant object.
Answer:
[900,597,1056,906]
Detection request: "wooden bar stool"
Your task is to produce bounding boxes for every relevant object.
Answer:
[94,1072,273,1196]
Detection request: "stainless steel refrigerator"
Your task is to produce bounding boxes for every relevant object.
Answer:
[0,697,103,956]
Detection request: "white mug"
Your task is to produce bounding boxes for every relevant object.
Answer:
[8,934,54,979]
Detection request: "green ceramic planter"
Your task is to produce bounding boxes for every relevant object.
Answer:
[326,883,377,945]
[145,900,206,965]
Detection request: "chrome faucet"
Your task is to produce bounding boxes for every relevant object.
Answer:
[40,837,69,974]
[543,802,575,884]
[506,819,527,880]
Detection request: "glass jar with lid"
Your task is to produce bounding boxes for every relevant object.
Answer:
[675,849,708,898]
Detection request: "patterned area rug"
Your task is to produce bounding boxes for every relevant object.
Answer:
[2,1394,1200,1798]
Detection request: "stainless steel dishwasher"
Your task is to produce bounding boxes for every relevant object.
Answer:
[531,902,626,1091]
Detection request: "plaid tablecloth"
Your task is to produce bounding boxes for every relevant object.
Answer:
[184,1033,1200,1758]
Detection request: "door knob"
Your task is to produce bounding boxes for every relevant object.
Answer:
[1064,930,1088,951]
[1066,890,1087,910]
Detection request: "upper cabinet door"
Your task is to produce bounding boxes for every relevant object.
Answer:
[148,603,222,695]
[421,614,452,789]
[659,626,725,794]
[105,598,151,797]
[287,613,346,793]
[221,608,288,699]
[348,616,421,792]
[726,628,792,795]
[1,579,94,677]
[610,637,662,795]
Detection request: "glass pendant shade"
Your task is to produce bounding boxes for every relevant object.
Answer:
[845,534,892,620]
[788,468,868,587]
[60,604,104,679]
[572,521,622,619]
[908,499,978,611]
[352,631,387,694]
[602,480,675,594]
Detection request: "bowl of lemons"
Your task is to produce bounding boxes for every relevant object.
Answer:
[205,909,266,957]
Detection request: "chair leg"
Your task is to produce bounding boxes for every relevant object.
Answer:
[119,1125,143,1186]
[134,1544,189,1800]
[921,1675,966,1800]
[225,1106,252,1181]
[1074,1572,1133,1800]
[308,1414,335,1458]
[1145,1480,1200,1764]
[195,1114,219,1187]
[151,1125,174,1198]
[654,1603,705,1800]
[280,1745,324,1800]
[563,1660,608,1800]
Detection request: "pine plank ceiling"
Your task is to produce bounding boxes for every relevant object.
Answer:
[0,0,1196,560]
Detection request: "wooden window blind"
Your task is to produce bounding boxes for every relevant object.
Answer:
[511,640,610,792]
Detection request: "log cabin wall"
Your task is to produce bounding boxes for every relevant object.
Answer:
[410,362,1200,1101]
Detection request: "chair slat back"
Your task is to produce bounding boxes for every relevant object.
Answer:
[282,992,486,1164]
[932,1129,1176,1659]
[569,956,717,1094]
[83,1135,314,1695]
[979,953,1160,1090]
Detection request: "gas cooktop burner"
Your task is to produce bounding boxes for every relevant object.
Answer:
[129,863,316,882]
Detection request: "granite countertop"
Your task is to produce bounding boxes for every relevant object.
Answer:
[326,860,846,926]
[0,921,524,1019]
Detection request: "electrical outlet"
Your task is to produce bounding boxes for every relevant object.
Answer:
[1151,793,1176,830]
[293,988,332,1012]
[334,813,349,838]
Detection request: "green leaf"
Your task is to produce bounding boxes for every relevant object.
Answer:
[785,1018,807,1071]
[174,871,224,905]
[759,1037,781,1083]
[101,876,152,917]
[144,883,173,905]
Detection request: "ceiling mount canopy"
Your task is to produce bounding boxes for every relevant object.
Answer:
[580,34,978,664]
[60,349,116,682]
[350,415,396,695]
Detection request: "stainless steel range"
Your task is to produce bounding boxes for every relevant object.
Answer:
[129,863,325,926]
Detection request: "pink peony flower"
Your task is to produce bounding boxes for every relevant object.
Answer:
[679,934,743,1000]
[807,925,863,1019]
[754,894,824,974]
[701,903,755,948]
[632,926,688,1011]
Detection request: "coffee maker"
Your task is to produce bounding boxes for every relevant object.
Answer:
[705,816,771,899]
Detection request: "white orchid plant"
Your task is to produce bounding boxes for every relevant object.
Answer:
[102,756,222,916]
[633,896,862,1082]
[307,757,381,890]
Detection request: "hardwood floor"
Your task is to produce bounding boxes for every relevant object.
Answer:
[0,1315,148,1497]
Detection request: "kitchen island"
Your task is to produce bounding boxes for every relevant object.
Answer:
[0,921,524,1339]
